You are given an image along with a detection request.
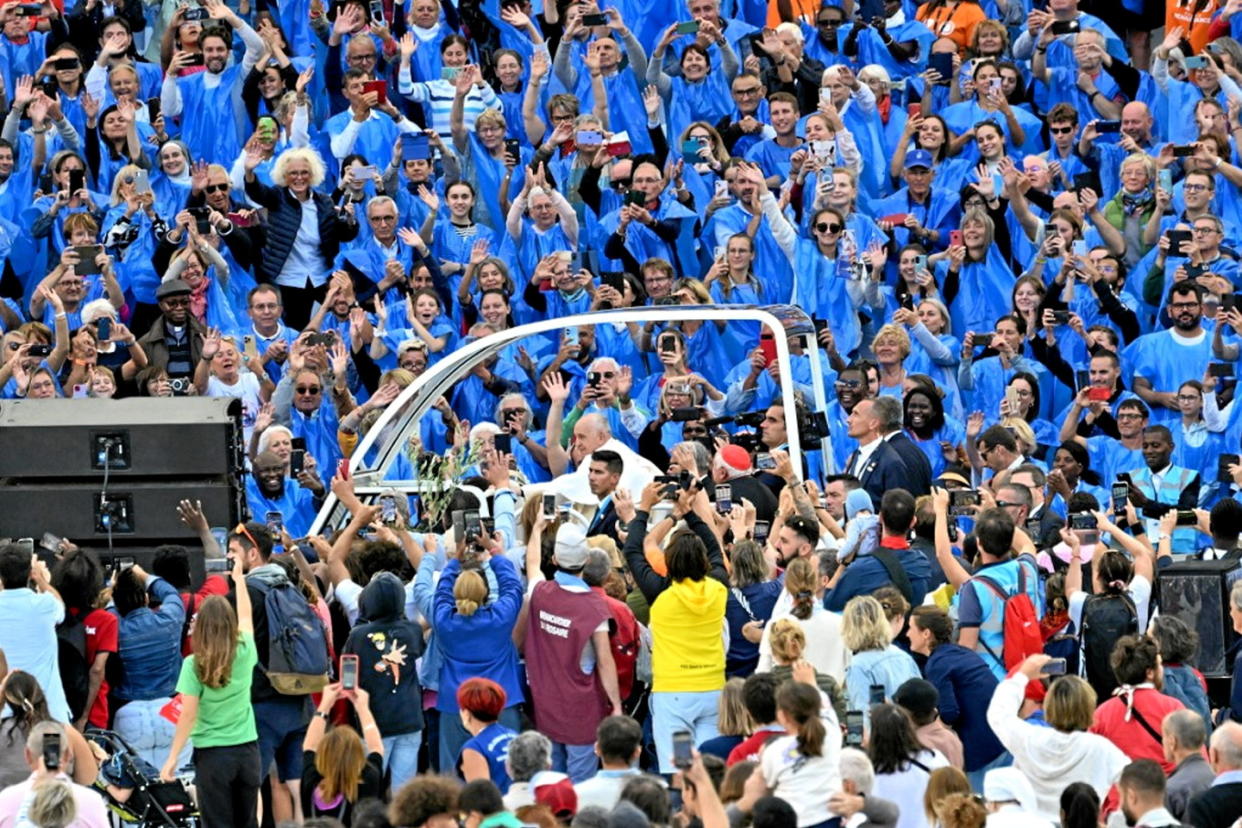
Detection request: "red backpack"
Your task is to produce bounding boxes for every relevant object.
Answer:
[975,565,1043,671]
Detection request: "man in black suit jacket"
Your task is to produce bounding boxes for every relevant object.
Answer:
[874,396,932,497]
[586,449,624,542]
[1188,722,1242,828]
[844,399,913,508]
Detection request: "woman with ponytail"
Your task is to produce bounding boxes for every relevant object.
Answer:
[431,551,525,775]
[758,680,841,828]
[757,558,847,684]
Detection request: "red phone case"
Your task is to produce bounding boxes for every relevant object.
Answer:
[362,80,387,105]
[759,337,777,365]
[881,213,909,224]
[949,230,963,246]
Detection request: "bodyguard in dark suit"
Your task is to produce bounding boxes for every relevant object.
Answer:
[586,449,624,542]
[874,396,932,497]
[1188,722,1242,828]
[844,400,913,508]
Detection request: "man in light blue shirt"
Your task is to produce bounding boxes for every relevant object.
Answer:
[0,544,69,721]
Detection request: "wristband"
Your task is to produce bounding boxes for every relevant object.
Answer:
[315,710,330,720]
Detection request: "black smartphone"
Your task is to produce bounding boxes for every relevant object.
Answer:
[1049,19,1080,33]
[182,6,208,20]
[74,245,103,275]
[929,52,953,84]
[290,448,305,476]
[182,52,205,67]
[68,168,85,194]
[95,316,112,340]
[380,495,398,524]
[659,333,678,354]
[1076,369,1091,391]
[670,406,702,422]
[1069,513,1097,531]
[672,730,693,769]
[581,11,608,25]
[845,710,864,747]
[27,344,52,357]
[503,138,520,159]
[949,489,980,515]
[341,653,359,690]
[369,0,384,22]
[265,510,283,536]
[1111,481,1129,507]
[1220,455,1240,484]
[625,189,647,206]
[42,732,60,771]
[147,96,161,121]
[542,494,556,519]
[1095,120,1121,133]
[715,483,732,515]
[493,433,512,454]
[1167,229,1193,253]
[753,520,770,542]
[1050,309,1071,325]
[1223,294,1238,313]
[869,684,885,706]
[1072,171,1102,195]
[1210,363,1235,378]
[1172,144,1197,158]
[463,509,482,541]
[601,271,626,293]
[1176,509,1198,527]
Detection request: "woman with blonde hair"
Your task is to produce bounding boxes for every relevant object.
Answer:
[986,655,1128,822]
[764,619,846,721]
[872,324,914,401]
[758,558,847,683]
[301,683,384,823]
[242,144,357,328]
[431,546,525,775]
[842,596,920,717]
[923,766,971,825]
[699,678,753,759]
[159,555,259,828]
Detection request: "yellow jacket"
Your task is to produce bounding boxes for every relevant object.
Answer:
[649,577,727,693]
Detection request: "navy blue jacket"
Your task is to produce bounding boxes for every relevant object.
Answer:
[244,177,359,285]
[924,643,1006,771]
[824,545,930,612]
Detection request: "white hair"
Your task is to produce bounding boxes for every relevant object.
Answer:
[80,299,117,326]
[257,425,293,455]
[858,64,891,87]
[775,22,803,43]
[839,748,875,795]
[272,147,327,188]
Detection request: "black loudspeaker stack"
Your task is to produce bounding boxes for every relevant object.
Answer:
[0,398,246,584]
[1156,559,1242,677]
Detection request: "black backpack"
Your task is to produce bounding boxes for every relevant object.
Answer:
[1081,592,1137,699]
[56,613,90,721]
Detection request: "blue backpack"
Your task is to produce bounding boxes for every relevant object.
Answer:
[250,577,330,695]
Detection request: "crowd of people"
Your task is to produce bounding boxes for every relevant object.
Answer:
[4,0,1242,824]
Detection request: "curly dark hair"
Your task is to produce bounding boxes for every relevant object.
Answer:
[387,775,461,828]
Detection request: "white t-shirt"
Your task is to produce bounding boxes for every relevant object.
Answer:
[760,733,842,828]
[206,371,264,442]
[871,749,950,828]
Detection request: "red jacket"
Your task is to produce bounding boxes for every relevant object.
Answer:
[592,586,641,700]
[1091,687,1185,773]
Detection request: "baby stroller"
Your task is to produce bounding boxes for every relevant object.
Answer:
[86,730,199,828]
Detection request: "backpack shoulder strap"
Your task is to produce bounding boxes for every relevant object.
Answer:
[1127,702,1165,746]
[871,549,914,606]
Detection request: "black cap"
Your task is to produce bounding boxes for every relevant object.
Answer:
[156,279,191,299]
[893,678,939,718]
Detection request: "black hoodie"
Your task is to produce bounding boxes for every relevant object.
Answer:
[342,572,426,736]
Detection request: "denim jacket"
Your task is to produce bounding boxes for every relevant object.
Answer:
[109,576,186,702]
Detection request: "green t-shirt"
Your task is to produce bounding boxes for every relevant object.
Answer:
[176,631,259,748]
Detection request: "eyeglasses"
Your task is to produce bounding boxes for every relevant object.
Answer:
[1116,412,1144,420]
[348,52,377,62]
[1193,226,1220,235]
[816,17,842,26]
[1170,301,1201,310]
[162,297,191,307]
[371,214,397,222]
[815,222,842,233]
[295,385,322,395]
[734,85,762,96]
[1183,183,1211,192]
[597,371,616,379]
[1176,394,1201,402]
[204,183,229,193]
[1049,125,1075,135]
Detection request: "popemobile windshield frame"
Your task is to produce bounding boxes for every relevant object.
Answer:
[310,304,830,534]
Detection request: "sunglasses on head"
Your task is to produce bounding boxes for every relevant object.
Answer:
[815,221,842,233]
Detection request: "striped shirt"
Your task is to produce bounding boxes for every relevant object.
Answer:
[396,68,500,138]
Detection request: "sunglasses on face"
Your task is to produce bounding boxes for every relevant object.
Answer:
[1049,126,1074,135]
[609,178,632,190]
[162,297,191,307]
[204,183,229,194]
[815,222,842,233]
[296,385,322,395]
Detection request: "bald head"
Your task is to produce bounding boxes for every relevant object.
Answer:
[1211,722,1242,772]
[1121,102,1152,142]
[572,413,611,465]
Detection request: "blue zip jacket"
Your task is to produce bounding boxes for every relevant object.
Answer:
[109,576,186,702]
